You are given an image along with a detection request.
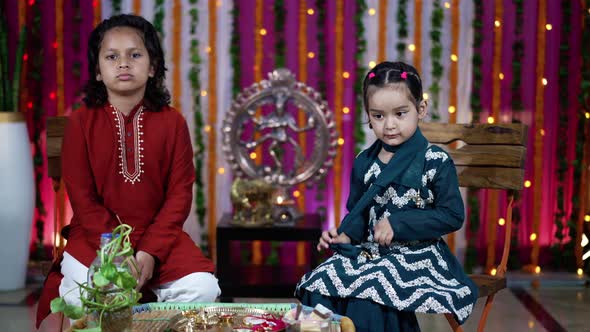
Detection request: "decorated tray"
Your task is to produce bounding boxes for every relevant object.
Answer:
[168,306,286,331]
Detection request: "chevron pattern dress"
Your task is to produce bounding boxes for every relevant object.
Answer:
[296,137,478,332]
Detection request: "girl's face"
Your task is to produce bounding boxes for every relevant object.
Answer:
[367,84,427,147]
[96,27,154,101]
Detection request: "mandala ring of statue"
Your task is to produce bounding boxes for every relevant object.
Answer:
[222,68,337,189]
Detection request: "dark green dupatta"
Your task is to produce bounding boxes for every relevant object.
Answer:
[337,128,430,243]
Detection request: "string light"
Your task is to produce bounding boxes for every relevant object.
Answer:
[524,180,532,187]
[307,52,315,59]
[249,152,257,159]
[369,61,376,68]
[342,71,350,79]
[582,234,589,247]
[216,0,222,7]
[487,116,495,124]
[545,24,552,30]
[585,112,590,119]
[408,44,416,52]
[293,190,301,198]
[499,73,504,80]
[584,215,590,222]
[204,125,211,133]
[338,138,345,145]
[490,268,497,276]
[528,321,535,329]
[201,90,207,97]
[540,129,545,136]
[530,233,537,241]
[494,20,501,27]
[422,93,429,100]
[259,28,267,36]
[444,2,451,9]
[448,106,456,114]
[206,46,211,53]
[342,107,350,114]
[307,8,314,15]
[535,266,541,274]
[218,167,225,175]
[49,92,56,99]
[578,268,584,276]
[498,218,505,226]
[368,8,376,15]
[450,54,458,62]
[542,78,548,85]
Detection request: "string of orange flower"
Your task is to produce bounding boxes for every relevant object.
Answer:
[527,0,547,275]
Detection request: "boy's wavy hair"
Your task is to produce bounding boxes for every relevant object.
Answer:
[83,14,170,110]
[362,61,423,114]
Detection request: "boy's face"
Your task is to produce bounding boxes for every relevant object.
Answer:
[96,27,154,101]
[367,84,427,147]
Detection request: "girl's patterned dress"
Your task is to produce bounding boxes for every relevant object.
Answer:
[296,129,478,332]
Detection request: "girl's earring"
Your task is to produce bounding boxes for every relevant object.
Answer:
[96,74,101,81]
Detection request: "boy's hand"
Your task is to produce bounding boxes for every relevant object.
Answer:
[135,250,155,290]
[374,217,394,246]
[317,227,351,252]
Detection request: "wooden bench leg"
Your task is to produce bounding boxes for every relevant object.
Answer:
[445,313,463,332]
[477,294,496,332]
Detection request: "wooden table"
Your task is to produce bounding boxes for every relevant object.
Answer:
[216,213,323,300]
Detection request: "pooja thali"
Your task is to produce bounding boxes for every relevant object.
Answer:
[168,306,287,332]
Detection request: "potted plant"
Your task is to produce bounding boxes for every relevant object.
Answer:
[0,5,34,291]
[50,224,141,332]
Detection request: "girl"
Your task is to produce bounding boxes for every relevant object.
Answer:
[36,14,220,327]
[296,61,478,331]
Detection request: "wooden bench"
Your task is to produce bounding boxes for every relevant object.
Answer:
[420,122,527,332]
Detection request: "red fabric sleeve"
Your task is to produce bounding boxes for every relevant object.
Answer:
[137,114,195,262]
[62,111,116,241]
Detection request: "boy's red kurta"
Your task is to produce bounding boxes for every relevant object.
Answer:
[37,103,215,327]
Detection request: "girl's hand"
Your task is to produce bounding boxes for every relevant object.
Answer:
[317,227,351,251]
[374,217,394,246]
[135,250,155,290]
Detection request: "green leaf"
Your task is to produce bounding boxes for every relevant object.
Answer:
[50,297,66,313]
[93,271,109,287]
[114,271,137,289]
[101,263,117,280]
[64,304,84,319]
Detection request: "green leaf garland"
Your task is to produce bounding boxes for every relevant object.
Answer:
[465,0,484,273]
[395,0,408,62]
[154,0,165,39]
[188,0,208,252]
[428,0,443,121]
[354,0,367,154]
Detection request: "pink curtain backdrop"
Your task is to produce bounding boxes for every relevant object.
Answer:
[2,0,585,268]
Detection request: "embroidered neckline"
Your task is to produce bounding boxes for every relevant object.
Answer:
[111,105,144,184]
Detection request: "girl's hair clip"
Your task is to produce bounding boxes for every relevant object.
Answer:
[401,72,408,79]
[368,72,375,79]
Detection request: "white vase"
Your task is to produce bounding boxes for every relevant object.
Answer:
[0,112,35,290]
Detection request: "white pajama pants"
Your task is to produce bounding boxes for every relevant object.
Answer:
[58,252,221,309]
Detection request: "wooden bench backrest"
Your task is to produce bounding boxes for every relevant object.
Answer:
[47,116,68,180]
[48,118,529,191]
[419,123,528,191]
